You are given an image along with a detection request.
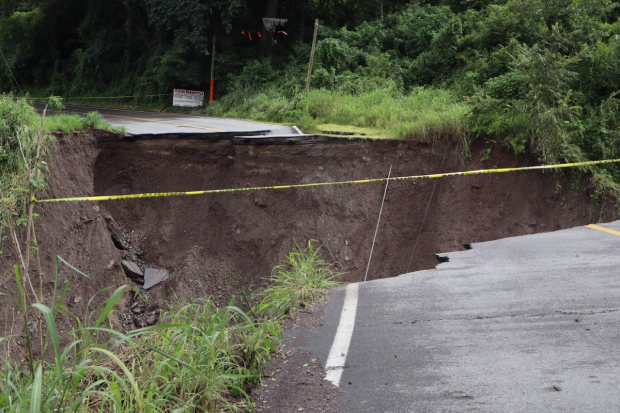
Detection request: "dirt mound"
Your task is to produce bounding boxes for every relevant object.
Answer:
[1,131,617,331]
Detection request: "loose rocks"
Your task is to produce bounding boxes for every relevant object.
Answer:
[122,260,144,281]
[104,215,127,250]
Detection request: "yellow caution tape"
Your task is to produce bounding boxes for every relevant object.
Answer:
[34,158,620,204]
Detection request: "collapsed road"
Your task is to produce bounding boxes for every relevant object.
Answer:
[308,222,620,412]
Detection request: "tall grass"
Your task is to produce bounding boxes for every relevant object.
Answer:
[131,298,280,410]
[207,83,469,141]
[44,111,125,134]
[0,278,281,412]
[305,87,468,140]
[0,240,341,412]
[0,95,49,233]
[257,240,342,319]
[0,95,122,238]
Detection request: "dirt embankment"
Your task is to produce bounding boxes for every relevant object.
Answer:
[1,131,617,329]
[0,131,127,338]
[94,136,616,291]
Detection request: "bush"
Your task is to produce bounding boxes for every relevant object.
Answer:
[467,96,530,154]
[0,95,122,240]
[44,111,116,132]
[0,94,45,233]
[315,37,367,73]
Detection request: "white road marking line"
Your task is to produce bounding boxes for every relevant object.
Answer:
[325,283,359,387]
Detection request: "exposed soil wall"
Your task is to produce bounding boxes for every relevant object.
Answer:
[1,131,617,333]
[95,136,615,299]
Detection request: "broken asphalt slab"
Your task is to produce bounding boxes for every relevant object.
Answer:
[143,268,169,290]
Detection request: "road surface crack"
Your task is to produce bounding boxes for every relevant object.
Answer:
[401,309,620,324]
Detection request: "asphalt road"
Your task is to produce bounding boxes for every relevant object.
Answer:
[34,103,284,135]
[309,221,620,412]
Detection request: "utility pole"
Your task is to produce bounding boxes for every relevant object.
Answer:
[305,19,319,92]
[209,34,216,104]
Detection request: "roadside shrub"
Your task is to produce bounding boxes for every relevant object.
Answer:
[315,37,367,74]
[44,111,115,132]
[228,58,280,89]
[0,94,44,232]
[0,95,122,241]
[0,94,39,147]
[467,96,530,154]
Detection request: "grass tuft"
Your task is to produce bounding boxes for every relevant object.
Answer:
[257,240,342,319]
[44,111,124,134]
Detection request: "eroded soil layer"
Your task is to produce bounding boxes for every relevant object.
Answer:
[94,135,615,299]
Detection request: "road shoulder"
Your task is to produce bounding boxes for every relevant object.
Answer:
[252,294,343,412]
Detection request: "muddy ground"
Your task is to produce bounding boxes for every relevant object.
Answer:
[0,130,617,408]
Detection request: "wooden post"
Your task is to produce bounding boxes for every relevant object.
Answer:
[209,34,216,104]
[305,19,319,92]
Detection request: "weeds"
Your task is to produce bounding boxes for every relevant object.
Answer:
[257,240,342,319]
[129,298,280,411]
[305,86,467,141]
[0,94,121,238]
[208,84,468,142]
[0,95,49,236]
[45,111,125,134]
[1,281,281,412]
[0,239,341,412]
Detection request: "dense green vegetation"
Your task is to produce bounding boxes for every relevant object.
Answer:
[3,1,620,189]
